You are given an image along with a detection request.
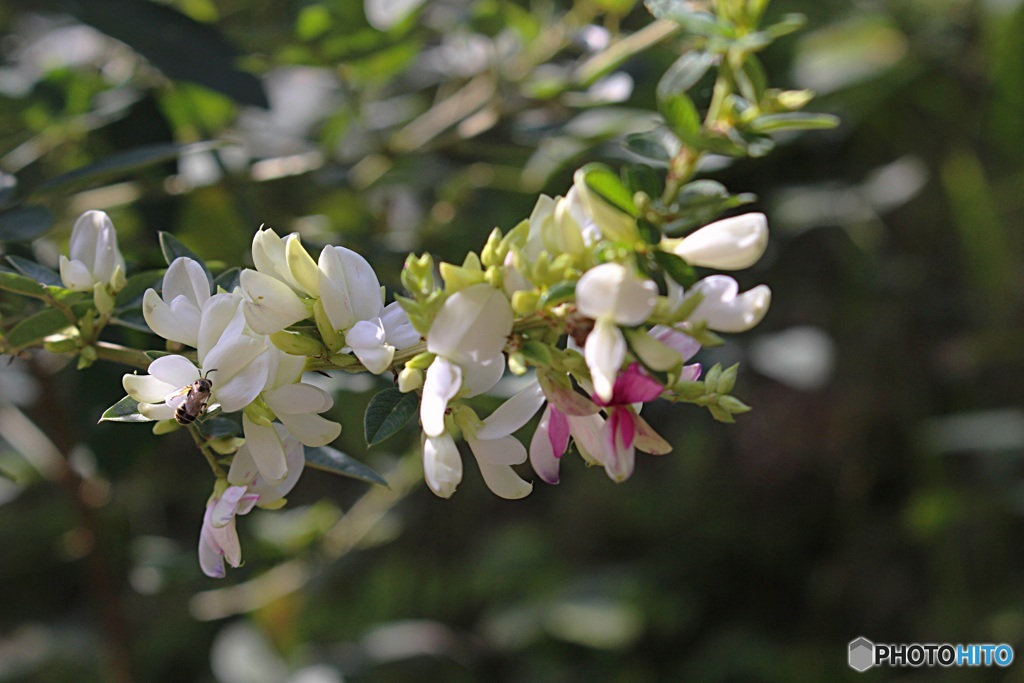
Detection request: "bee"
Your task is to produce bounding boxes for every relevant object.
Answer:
[172,369,217,425]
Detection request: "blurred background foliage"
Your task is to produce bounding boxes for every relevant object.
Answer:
[0,0,1023,681]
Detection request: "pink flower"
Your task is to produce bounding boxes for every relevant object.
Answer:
[591,364,672,482]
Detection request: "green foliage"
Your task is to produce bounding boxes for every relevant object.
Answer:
[304,445,388,486]
[363,388,419,447]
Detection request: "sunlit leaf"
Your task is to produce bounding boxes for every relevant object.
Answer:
[364,388,419,447]
[657,51,715,104]
[100,395,152,423]
[304,445,388,486]
[747,112,840,134]
[0,206,54,242]
[0,269,47,299]
[6,309,74,348]
[580,163,639,217]
[623,129,680,165]
[663,180,756,236]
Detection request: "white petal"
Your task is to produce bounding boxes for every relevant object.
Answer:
[346,319,394,375]
[575,263,657,327]
[529,406,562,485]
[423,433,463,498]
[277,412,341,447]
[148,354,204,390]
[264,383,333,415]
[210,340,269,412]
[59,256,95,291]
[252,227,286,281]
[466,433,527,466]
[143,289,198,347]
[475,380,545,439]
[164,257,211,307]
[240,269,310,335]
[210,485,248,528]
[421,357,461,438]
[317,246,383,331]
[230,425,306,503]
[243,414,288,484]
[688,276,771,333]
[284,233,320,296]
[461,353,505,397]
[473,458,533,499]
[123,373,178,403]
[674,212,768,270]
[567,413,608,466]
[266,347,307,390]
[426,284,512,366]
[381,302,421,350]
[197,292,245,364]
[69,211,104,265]
[139,403,175,421]
[584,318,625,402]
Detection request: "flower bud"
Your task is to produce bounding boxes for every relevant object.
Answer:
[59,210,127,293]
[398,366,423,393]
[670,213,768,270]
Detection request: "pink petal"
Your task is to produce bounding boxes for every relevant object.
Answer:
[633,414,672,455]
[603,407,636,482]
[608,363,663,405]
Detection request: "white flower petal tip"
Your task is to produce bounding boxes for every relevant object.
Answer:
[60,210,126,293]
[239,269,310,335]
[688,275,771,333]
[672,212,769,270]
[575,263,657,327]
[423,433,463,498]
[317,245,384,331]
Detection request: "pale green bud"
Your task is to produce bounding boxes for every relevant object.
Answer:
[398,366,423,392]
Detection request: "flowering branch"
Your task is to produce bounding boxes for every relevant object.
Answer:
[0,0,836,578]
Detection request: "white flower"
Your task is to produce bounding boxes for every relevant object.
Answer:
[200,426,305,578]
[142,257,211,347]
[420,284,513,437]
[240,228,319,335]
[381,301,420,350]
[575,263,657,401]
[242,348,341,484]
[252,227,320,297]
[686,275,771,332]
[669,213,768,270]
[422,432,462,499]
[123,293,269,421]
[59,210,127,313]
[318,245,384,331]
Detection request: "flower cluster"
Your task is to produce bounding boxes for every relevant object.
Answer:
[116,223,420,577]
[398,169,771,498]
[88,163,771,577]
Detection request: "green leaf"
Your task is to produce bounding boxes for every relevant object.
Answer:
[623,129,680,165]
[0,269,47,299]
[643,1,725,37]
[0,206,54,242]
[110,308,152,333]
[36,143,206,194]
[304,445,388,487]
[662,180,756,236]
[159,231,213,288]
[654,249,697,287]
[73,1,267,107]
[99,395,152,423]
[198,417,241,439]
[657,51,715,103]
[212,267,240,293]
[538,280,578,308]
[145,350,176,361]
[115,269,164,308]
[747,112,840,134]
[0,465,16,483]
[659,93,703,143]
[364,388,419,447]
[579,163,639,217]
[623,164,662,199]
[6,309,74,348]
[6,255,62,287]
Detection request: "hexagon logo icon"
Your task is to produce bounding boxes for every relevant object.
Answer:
[849,637,875,672]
